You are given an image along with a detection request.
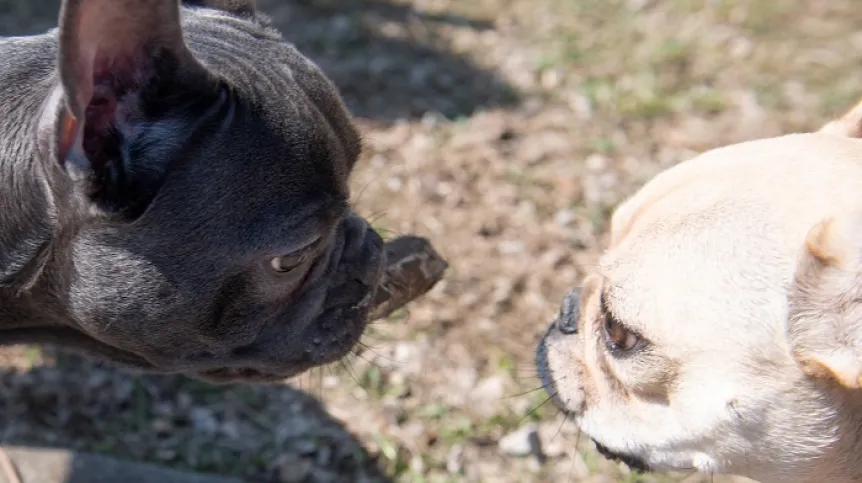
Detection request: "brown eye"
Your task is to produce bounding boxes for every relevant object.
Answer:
[604,316,639,351]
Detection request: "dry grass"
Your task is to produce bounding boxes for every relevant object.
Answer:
[2,0,862,481]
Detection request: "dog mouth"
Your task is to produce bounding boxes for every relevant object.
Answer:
[538,339,651,474]
[592,440,651,473]
[535,324,571,412]
[196,242,382,384]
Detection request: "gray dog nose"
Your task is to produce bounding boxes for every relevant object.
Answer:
[556,289,580,335]
[339,211,383,284]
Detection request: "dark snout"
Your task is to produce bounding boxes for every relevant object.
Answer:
[331,212,385,295]
[289,211,385,367]
[303,212,385,346]
[199,212,384,383]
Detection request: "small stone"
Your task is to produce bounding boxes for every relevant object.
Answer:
[274,453,313,483]
[293,438,318,456]
[446,444,464,474]
[315,444,332,466]
[155,448,178,461]
[585,153,607,171]
[410,454,426,474]
[498,240,524,254]
[499,423,542,458]
[470,376,506,416]
[554,209,574,226]
[189,407,218,435]
[150,418,172,435]
[219,420,241,439]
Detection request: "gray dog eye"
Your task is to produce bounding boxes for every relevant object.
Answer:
[269,252,310,273]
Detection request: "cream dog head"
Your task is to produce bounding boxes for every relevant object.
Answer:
[536,100,862,483]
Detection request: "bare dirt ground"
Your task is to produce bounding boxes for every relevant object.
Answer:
[2,0,862,482]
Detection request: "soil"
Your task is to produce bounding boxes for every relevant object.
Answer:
[2,0,861,482]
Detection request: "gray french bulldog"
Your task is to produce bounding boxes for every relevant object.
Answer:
[0,0,384,383]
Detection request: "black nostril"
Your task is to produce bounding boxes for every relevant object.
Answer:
[557,317,578,335]
[556,289,580,335]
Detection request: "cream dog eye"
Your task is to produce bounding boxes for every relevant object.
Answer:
[604,316,639,351]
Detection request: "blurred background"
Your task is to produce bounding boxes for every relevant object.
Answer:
[1,0,861,482]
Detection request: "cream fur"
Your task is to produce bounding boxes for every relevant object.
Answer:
[540,100,862,483]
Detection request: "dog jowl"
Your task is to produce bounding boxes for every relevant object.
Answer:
[0,0,384,383]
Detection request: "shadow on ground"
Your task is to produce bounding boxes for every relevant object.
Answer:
[257,0,520,122]
[0,1,522,481]
[0,0,521,123]
[0,348,393,483]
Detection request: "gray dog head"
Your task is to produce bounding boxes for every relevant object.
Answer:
[0,0,384,383]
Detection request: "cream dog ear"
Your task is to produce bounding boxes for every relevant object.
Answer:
[819,98,862,138]
[788,213,862,389]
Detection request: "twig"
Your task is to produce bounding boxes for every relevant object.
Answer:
[369,236,448,321]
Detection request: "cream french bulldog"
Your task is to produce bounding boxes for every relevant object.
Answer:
[536,99,862,483]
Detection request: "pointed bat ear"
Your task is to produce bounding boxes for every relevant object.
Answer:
[788,214,862,390]
[54,0,216,214]
[57,0,207,122]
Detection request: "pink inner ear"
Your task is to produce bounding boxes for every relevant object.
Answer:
[69,3,153,120]
[84,51,148,129]
[84,85,118,133]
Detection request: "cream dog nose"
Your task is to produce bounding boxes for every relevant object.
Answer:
[556,289,580,335]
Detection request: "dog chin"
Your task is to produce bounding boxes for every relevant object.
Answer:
[195,299,377,384]
[592,440,651,473]
[195,367,295,384]
[590,438,721,476]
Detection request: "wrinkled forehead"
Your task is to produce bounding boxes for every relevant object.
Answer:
[597,201,794,349]
[182,9,361,166]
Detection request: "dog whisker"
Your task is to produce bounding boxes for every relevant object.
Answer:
[348,347,375,367]
[365,211,388,225]
[517,395,555,426]
[354,342,401,365]
[499,385,552,400]
[550,400,571,443]
[349,177,376,206]
[338,358,369,399]
[513,374,544,382]
[371,225,408,239]
[565,426,584,483]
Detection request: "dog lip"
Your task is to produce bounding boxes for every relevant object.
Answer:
[592,440,650,473]
[535,325,572,413]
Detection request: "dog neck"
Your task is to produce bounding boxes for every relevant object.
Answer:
[0,34,77,326]
[826,389,862,482]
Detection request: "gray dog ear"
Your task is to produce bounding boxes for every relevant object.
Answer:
[55,0,216,215]
[787,213,862,390]
[183,0,256,15]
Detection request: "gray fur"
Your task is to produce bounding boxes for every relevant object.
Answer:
[0,0,383,383]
